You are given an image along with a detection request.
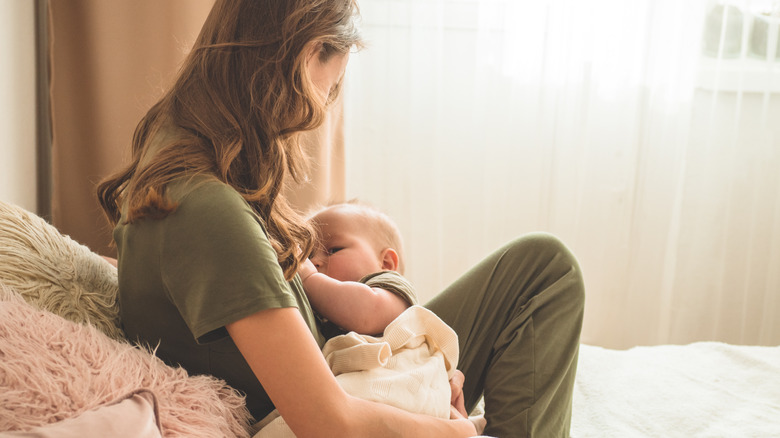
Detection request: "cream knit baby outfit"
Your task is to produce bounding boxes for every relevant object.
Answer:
[255,305,459,437]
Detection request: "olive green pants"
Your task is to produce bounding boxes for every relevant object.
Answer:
[425,233,585,438]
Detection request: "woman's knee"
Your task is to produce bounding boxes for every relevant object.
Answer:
[502,232,577,266]
[501,232,585,303]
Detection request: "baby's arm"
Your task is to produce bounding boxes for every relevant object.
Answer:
[299,259,410,335]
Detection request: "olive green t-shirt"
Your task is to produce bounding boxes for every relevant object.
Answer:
[113,175,324,421]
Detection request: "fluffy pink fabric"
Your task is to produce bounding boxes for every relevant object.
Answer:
[0,287,251,437]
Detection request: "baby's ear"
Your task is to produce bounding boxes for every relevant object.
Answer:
[380,248,400,272]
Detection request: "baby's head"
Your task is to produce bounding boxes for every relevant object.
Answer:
[308,201,404,282]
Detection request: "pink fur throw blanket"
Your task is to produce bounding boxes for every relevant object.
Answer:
[0,286,252,437]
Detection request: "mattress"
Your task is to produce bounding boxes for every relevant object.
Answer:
[572,342,780,437]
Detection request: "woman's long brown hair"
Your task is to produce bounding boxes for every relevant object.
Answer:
[97,0,362,280]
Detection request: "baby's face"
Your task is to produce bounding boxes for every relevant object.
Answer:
[309,208,384,282]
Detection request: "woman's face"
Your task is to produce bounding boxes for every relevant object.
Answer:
[308,49,350,104]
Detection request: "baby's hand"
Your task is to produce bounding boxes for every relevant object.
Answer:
[449,370,468,418]
[298,258,318,283]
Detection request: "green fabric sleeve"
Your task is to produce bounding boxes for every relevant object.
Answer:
[360,271,419,306]
[160,180,298,343]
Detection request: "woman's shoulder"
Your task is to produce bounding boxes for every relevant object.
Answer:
[169,173,236,201]
[166,174,264,232]
[169,175,248,212]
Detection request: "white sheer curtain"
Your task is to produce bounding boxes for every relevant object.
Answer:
[343,0,780,348]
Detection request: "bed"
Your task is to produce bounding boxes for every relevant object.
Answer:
[572,342,780,437]
[1,200,778,437]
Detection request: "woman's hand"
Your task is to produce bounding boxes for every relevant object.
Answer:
[449,370,468,418]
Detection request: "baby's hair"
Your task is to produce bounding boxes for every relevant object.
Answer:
[309,199,405,274]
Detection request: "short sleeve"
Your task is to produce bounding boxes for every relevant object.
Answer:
[359,271,419,306]
[160,180,297,343]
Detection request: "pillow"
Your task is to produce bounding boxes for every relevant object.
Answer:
[0,286,252,437]
[0,389,162,438]
[0,201,122,340]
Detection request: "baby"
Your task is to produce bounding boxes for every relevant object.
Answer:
[301,201,475,422]
[298,201,418,337]
[256,201,485,436]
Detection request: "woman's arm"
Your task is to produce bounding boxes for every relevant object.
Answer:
[299,259,408,334]
[226,307,476,438]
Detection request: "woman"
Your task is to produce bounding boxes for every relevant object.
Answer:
[98,1,584,437]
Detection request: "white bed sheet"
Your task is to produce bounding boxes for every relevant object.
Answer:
[572,342,780,437]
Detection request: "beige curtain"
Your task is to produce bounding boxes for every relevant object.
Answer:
[49,0,344,257]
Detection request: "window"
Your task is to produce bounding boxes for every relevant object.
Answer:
[698,0,780,92]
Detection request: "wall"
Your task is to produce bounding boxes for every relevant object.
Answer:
[0,0,37,213]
